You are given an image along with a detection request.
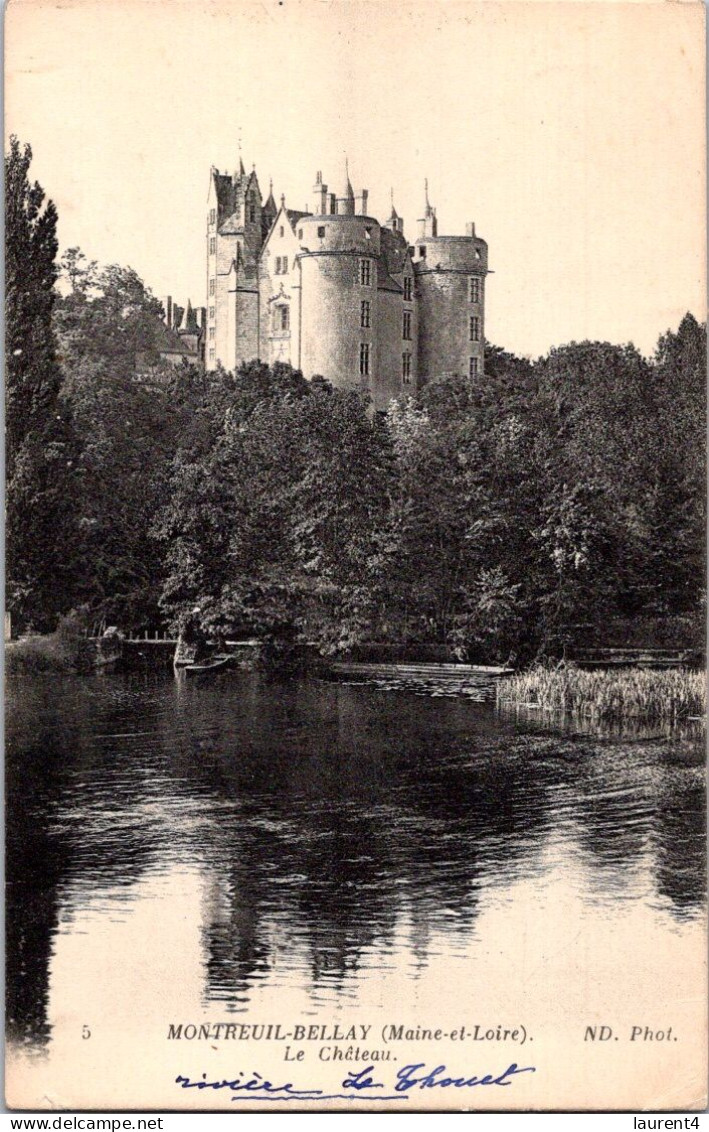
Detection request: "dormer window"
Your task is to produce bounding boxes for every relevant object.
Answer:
[403,276,413,302]
[279,225,285,237]
[249,204,256,223]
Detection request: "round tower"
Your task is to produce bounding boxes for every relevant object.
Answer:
[297,211,381,392]
[414,186,488,382]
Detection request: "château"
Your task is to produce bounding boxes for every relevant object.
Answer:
[206,157,488,409]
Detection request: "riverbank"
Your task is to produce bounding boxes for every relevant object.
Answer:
[497,665,706,724]
[5,633,79,674]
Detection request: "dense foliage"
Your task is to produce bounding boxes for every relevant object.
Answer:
[5,138,76,628]
[6,140,706,656]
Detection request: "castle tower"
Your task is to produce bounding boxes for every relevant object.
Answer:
[414,194,488,381]
[206,160,265,371]
[298,162,380,393]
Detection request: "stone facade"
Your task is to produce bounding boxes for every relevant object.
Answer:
[206,160,488,409]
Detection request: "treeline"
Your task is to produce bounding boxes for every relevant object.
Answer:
[6,139,706,660]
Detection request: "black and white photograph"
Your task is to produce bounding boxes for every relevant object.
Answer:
[4,0,707,1113]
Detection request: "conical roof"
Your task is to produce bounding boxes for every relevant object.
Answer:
[178,300,197,334]
[387,187,400,224]
[338,155,354,201]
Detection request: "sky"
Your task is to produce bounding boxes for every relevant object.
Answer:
[5,0,706,358]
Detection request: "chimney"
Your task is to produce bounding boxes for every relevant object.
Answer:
[465,222,476,238]
[312,170,328,215]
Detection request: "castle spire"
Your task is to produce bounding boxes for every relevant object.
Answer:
[418,179,438,239]
[336,154,355,215]
[386,187,402,234]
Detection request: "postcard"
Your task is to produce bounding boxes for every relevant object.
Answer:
[5,0,707,1113]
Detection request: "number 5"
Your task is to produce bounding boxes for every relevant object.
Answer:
[82,1025,91,1039]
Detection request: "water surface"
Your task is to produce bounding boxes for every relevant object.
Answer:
[5,671,706,1108]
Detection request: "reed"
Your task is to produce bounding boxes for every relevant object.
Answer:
[497,665,706,723]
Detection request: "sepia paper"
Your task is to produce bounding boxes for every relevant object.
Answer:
[4,0,707,1113]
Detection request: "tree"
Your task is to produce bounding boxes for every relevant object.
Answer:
[5,137,76,628]
[157,367,395,654]
[52,254,197,628]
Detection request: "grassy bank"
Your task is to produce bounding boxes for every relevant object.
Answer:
[5,634,79,674]
[497,665,706,723]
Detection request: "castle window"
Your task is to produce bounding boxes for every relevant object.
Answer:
[360,300,371,329]
[209,348,215,361]
[469,277,480,303]
[209,306,215,319]
[209,327,215,340]
[318,226,326,238]
[402,352,412,382]
[209,278,215,296]
[403,276,413,302]
[475,248,482,260]
[209,238,216,255]
[419,246,426,258]
[249,204,256,223]
[359,342,370,377]
[209,208,216,225]
[359,259,372,286]
[279,225,285,237]
[469,357,479,378]
[469,316,480,342]
[365,226,372,240]
[279,306,289,332]
[403,311,412,340]
[298,229,303,240]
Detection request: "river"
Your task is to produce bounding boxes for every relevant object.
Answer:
[5,670,706,1109]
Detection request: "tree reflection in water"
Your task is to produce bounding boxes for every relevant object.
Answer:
[5,672,705,1048]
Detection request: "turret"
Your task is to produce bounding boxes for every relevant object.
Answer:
[417,179,438,239]
[385,189,404,235]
